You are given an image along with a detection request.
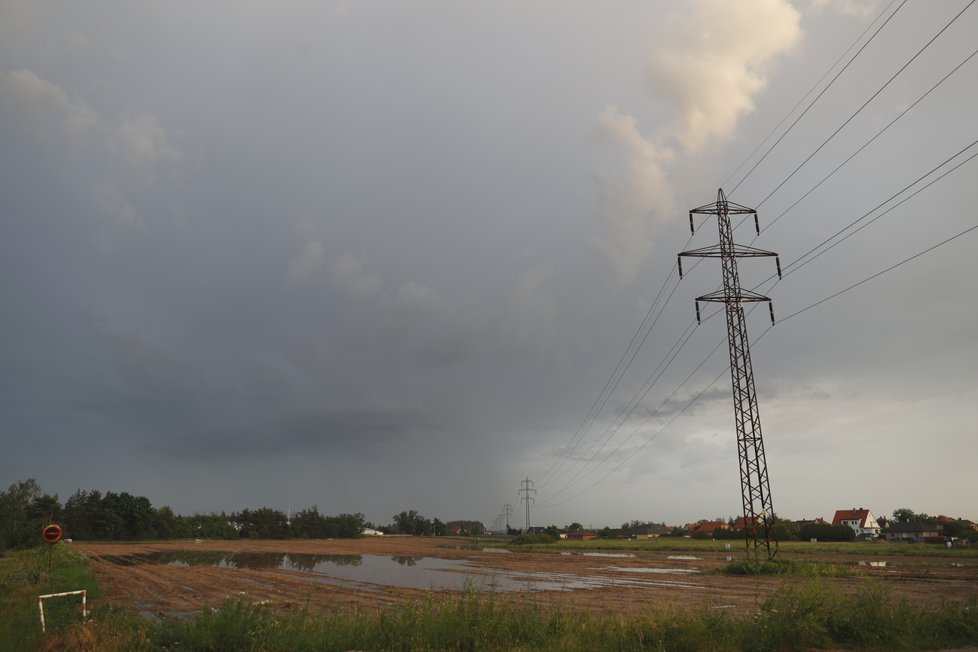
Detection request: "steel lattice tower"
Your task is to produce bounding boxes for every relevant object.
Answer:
[678,188,781,561]
[518,478,536,533]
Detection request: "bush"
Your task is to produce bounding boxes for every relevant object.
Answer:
[509,533,558,545]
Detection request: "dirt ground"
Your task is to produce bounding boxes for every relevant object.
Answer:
[75,537,978,619]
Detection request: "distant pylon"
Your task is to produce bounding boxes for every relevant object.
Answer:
[503,503,513,531]
[678,188,781,562]
[518,478,536,533]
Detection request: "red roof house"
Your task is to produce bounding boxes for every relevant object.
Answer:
[832,508,881,538]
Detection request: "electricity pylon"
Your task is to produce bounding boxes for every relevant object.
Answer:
[678,188,781,562]
[502,503,513,532]
[518,478,536,533]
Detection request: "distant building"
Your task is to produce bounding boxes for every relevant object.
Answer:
[732,516,759,530]
[565,530,596,541]
[688,520,730,537]
[629,523,671,539]
[362,528,384,536]
[832,508,881,538]
[884,522,939,543]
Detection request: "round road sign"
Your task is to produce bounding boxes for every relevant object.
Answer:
[41,524,63,544]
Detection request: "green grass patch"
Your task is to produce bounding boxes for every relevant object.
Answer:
[0,543,100,651]
[722,558,856,577]
[504,536,978,558]
[140,583,978,651]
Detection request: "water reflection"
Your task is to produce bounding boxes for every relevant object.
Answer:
[108,551,705,593]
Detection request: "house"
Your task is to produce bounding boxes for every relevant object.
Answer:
[885,522,939,542]
[832,508,881,538]
[565,530,596,541]
[733,516,759,530]
[689,520,730,537]
[794,518,827,529]
[629,523,671,539]
[362,528,384,536]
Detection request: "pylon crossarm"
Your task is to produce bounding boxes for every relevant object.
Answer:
[680,244,777,259]
[690,200,755,215]
[695,290,771,303]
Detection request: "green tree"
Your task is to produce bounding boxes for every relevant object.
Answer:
[392,510,432,536]
[0,479,61,550]
[892,508,936,525]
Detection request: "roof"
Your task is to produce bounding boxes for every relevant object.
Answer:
[832,509,875,528]
[631,523,670,535]
[887,522,939,534]
[692,520,729,535]
[733,516,759,529]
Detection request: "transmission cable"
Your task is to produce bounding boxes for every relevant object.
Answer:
[721,0,901,190]
[779,224,978,324]
[766,140,978,289]
[750,0,976,211]
[541,219,978,507]
[728,0,908,196]
[538,232,698,488]
[757,46,978,236]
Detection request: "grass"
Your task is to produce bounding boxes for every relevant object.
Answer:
[500,536,978,558]
[4,541,977,651]
[129,583,978,651]
[722,558,857,577]
[0,544,100,651]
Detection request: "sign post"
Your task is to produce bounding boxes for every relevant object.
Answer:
[41,524,63,572]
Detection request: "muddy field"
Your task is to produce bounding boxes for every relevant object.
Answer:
[76,538,978,619]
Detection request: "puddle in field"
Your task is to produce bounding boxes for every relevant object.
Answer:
[111,551,704,593]
[559,552,636,558]
[609,567,699,575]
[667,555,702,561]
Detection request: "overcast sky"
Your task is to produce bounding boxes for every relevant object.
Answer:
[2,0,976,529]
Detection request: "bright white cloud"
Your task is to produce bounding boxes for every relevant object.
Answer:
[0,69,97,146]
[109,113,184,181]
[90,182,142,228]
[593,0,801,282]
[593,105,677,283]
[330,252,382,301]
[809,0,880,20]
[394,281,441,318]
[649,0,802,152]
[288,241,325,280]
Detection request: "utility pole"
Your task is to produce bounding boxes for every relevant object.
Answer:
[502,503,513,532]
[678,188,781,562]
[518,478,536,533]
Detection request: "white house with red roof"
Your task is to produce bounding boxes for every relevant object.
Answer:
[832,508,881,538]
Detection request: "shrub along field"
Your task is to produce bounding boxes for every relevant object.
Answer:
[503,535,978,558]
[3,538,978,651]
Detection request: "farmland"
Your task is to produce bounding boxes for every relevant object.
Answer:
[77,536,978,618]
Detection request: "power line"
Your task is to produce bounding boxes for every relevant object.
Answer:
[780,140,978,279]
[728,0,908,195]
[540,317,701,499]
[751,0,976,210]
[537,327,726,507]
[542,219,978,508]
[539,155,977,506]
[538,232,708,489]
[758,46,978,237]
[779,224,978,323]
[721,0,902,190]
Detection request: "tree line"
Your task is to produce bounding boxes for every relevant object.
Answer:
[0,479,366,551]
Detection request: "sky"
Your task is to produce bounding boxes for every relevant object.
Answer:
[2,0,976,530]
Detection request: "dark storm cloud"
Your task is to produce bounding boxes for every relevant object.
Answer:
[2,1,976,526]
